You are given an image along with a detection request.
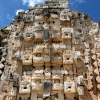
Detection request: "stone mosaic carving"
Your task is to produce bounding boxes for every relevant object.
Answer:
[0,0,100,100]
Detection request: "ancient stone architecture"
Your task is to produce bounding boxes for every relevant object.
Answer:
[0,0,100,100]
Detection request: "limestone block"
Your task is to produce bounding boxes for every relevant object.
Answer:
[95,43,100,52]
[18,94,30,100]
[34,22,42,27]
[84,42,89,48]
[19,21,24,30]
[14,32,23,39]
[34,32,44,40]
[52,25,60,32]
[35,9,43,14]
[52,43,62,53]
[60,43,67,51]
[35,15,43,21]
[19,82,30,94]
[11,39,21,51]
[51,91,58,95]
[23,32,34,41]
[98,59,100,66]
[50,95,57,100]
[62,27,73,39]
[32,68,44,80]
[0,63,4,70]
[44,46,50,54]
[52,80,64,90]
[90,49,96,54]
[24,15,34,22]
[89,26,99,35]
[60,2,69,8]
[44,43,51,53]
[31,91,37,100]
[34,26,44,32]
[74,51,81,59]
[94,68,99,75]
[84,56,90,64]
[74,28,82,38]
[60,11,70,21]
[14,51,21,60]
[93,61,98,68]
[38,98,43,100]
[74,38,80,44]
[51,31,60,41]
[76,75,84,85]
[87,71,93,80]
[84,49,90,56]
[50,13,59,19]
[32,73,44,80]
[76,59,85,69]
[0,56,6,62]
[98,94,100,100]
[52,68,64,79]
[33,54,44,66]
[97,53,100,59]
[31,80,43,91]
[58,91,64,99]
[44,55,50,62]
[22,48,32,65]
[22,72,31,82]
[51,54,62,65]
[77,86,84,95]
[92,55,96,60]
[96,76,100,83]
[65,93,76,100]
[63,50,73,64]
[64,82,76,93]
[43,23,50,30]
[52,73,63,79]
[33,43,44,54]
[15,13,23,21]
[44,68,51,79]
[10,87,17,96]
[97,84,100,91]
[87,71,93,90]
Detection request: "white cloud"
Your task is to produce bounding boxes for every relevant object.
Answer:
[76,0,85,3]
[0,17,3,22]
[70,0,85,5]
[70,0,86,8]
[22,0,50,7]
[16,9,24,15]
[21,0,85,8]
[7,14,13,20]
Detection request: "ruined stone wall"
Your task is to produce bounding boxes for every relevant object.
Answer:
[0,0,100,100]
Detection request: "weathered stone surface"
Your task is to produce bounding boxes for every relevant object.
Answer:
[0,0,100,100]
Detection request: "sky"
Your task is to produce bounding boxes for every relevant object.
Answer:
[0,0,100,28]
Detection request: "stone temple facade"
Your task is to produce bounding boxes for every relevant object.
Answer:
[0,0,100,100]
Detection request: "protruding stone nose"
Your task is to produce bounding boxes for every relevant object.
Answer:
[43,81,51,98]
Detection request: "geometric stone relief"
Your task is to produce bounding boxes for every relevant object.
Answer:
[0,0,100,100]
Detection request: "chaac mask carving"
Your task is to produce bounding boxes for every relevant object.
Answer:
[0,0,100,100]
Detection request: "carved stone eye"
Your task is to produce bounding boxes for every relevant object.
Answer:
[66,58,69,60]
[24,86,27,89]
[16,33,19,36]
[68,86,71,88]
[65,33,68,36]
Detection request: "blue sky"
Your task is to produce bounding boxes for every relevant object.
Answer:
[0,0,100,28]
